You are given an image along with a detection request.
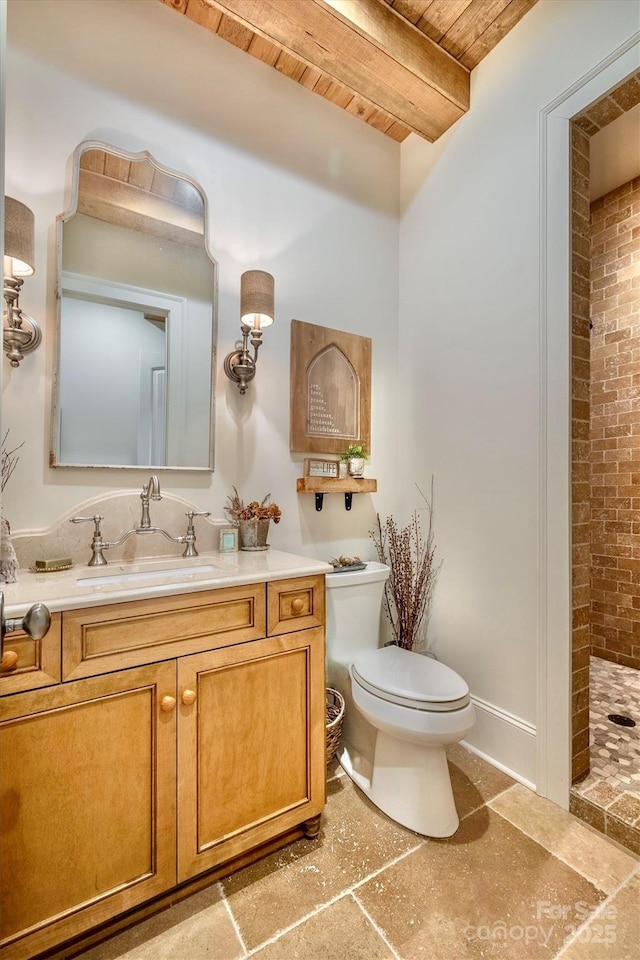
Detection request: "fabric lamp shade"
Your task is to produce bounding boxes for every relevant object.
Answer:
[240,270,274,330]
[4,196,35,277]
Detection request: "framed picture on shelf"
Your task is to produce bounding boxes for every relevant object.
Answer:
[304,458,339,479]
[218,527,238,552]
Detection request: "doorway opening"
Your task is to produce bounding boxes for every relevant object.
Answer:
[569,72,640,854]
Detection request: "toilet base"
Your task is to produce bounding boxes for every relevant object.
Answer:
[339,731,460,838]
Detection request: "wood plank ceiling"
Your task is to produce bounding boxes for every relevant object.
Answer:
[160,0,539,142]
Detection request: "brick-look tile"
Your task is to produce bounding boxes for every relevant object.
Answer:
[571,125,592,782]
[574,114,599,137]
[590,178,640,672]
[611,73,640,112]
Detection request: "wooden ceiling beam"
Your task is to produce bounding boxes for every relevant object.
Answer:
[169,0,470,141]
[321,0,468,106]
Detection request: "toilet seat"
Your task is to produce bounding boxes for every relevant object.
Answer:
[351,645,470,712]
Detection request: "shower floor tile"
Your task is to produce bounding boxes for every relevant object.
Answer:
[588,655,640,797]
[571,657,640,853]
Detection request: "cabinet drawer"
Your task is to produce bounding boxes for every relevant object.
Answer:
[0,613,61,696]
[267,575,325,636]
[63,584,266,680]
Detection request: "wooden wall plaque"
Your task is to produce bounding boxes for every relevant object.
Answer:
[290,320,371,454]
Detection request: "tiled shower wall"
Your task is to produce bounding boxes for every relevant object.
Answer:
[590,176,640,671]
[571,124,592,782]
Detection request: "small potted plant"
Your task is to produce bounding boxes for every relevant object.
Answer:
[224,486,282,551]
[339,443,368,478]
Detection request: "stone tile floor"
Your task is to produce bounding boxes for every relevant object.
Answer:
[77,745,640,960]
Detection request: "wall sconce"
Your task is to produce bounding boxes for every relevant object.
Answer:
[223,269,274,394]
[3,196,41,368]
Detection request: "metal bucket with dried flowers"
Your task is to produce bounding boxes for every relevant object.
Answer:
[224,486,282,552]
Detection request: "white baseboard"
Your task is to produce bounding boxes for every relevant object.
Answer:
[462,695,537,790]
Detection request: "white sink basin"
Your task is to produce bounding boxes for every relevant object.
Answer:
[76,562,228,587]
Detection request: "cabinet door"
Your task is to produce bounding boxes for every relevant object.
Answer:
[0,662,177,960]
[178,628,325,881]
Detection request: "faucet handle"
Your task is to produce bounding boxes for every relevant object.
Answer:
[70,514,104,534]
[186,510,211,521]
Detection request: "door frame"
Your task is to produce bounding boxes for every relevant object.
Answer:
[537,32,640,807]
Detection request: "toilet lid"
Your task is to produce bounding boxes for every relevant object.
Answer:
[351,645,470,712]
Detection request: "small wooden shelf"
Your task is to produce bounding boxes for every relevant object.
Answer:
[296,477,377,511]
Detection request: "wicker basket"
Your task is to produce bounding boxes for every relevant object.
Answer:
[325,687,345,765]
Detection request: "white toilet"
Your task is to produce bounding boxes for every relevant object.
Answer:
[326,561,475,838]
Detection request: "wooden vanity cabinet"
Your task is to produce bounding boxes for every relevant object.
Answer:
[0,576,325,960]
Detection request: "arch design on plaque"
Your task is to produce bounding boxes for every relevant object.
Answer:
[306,346,359,440]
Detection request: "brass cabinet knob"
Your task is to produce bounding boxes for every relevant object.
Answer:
[160,695,177,713]
[291,598,304,613]
[181,689,197,706]
[0,650,19,672]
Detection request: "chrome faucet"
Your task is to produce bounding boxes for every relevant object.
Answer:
[139,475,162,530]
[71,477,211,566]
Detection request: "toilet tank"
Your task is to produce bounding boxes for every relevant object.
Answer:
[325,561,390,662]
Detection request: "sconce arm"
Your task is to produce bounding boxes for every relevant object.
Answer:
[224,323,263,395]
[3,276,42,368]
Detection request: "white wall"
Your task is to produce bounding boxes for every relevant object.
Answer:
[590,102,640,200]
[3,0,400,563]
[399,0,640,783]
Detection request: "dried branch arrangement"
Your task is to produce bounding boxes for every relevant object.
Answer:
[1,430,24,492]
[370,483,440,651]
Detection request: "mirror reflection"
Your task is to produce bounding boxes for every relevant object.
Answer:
[52,143,216,470]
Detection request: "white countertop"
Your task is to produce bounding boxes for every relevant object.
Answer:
[1,550,333,617]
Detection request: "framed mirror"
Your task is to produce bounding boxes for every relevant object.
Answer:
[51,142,217,470]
